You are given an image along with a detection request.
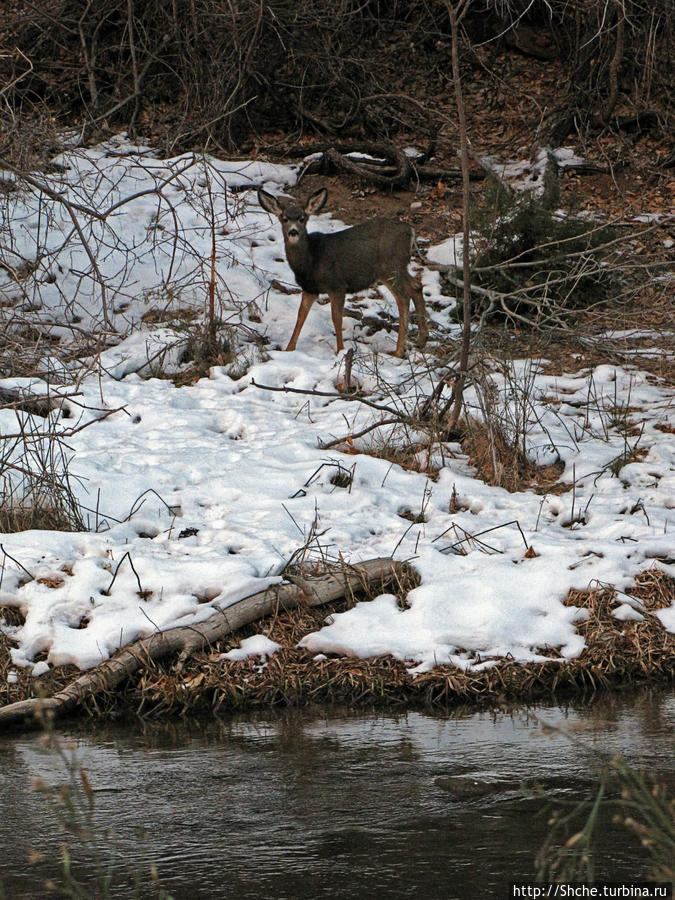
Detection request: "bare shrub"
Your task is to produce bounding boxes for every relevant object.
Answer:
[0,143,258,367]
[464,356,565,492]
[447,180,623,329]
[0,0,439,153]
[478,0,673,141]
[0,0,671,158]
[0,407,85,533]
[174,321,241,384]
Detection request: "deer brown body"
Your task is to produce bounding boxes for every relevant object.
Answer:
[258,187,427,357]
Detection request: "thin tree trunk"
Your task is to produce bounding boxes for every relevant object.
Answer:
[602,1,625,123]
[445,0,473,431]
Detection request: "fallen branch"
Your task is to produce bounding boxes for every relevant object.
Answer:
[0,557,405,731]
[251,378,418,424]
[319,416,402,450]
[296,141,480,188]
[0,386,60,418]
[309,142,412,188]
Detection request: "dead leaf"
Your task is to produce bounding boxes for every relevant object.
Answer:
[37,576,64,589]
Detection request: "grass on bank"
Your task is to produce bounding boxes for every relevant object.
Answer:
[1,567,672,720]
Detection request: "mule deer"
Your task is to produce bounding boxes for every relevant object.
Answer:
[258,187,427,357]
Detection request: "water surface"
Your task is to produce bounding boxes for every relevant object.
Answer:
[0,690,672,899]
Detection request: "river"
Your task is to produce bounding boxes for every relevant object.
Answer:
[0,689,672,899]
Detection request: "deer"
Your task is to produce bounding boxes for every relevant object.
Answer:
[258,187,427,358]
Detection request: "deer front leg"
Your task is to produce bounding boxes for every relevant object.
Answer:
[329,291,346,354]
[286,291,317,351]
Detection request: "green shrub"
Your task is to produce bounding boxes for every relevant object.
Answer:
[450,177,621,327]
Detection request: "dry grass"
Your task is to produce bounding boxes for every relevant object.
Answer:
[353,436,443,479]
[461,416,566,494]
[0,609,80,708]
[559,568,675,688]
[0,504,82,533]
[2,567,672,720]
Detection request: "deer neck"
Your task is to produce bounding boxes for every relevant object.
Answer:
[284,232,316,292]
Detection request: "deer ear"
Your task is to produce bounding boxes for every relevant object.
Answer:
[258,188,282,216]
[305,188,327,215]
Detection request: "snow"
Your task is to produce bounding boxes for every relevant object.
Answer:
[425,234,465,267]
[479,147,585,194]
[220,634,281,662]
[613,603,644,623]
[0,136,673,677]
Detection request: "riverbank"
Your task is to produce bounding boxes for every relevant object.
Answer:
[0,140,673,728]
[2,566,672,723]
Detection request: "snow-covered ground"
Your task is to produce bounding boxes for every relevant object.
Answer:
[0,137,673,678]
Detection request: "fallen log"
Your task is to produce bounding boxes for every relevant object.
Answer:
[295,141,479,188]
[0,557,405,731]
[0,386,60,418]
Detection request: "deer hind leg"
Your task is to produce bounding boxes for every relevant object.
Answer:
[328,291,346,354]
[286,291,318,351]
[406,272,428,348]
[388,282,410,358]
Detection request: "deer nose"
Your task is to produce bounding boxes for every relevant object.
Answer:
[287,224,300,238]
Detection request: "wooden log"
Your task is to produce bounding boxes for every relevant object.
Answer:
[0,557,405,731]
[296,142,478,188]
[0,386,60,418]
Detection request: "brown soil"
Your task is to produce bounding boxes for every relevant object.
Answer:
[270,32,673,384]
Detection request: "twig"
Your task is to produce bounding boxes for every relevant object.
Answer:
[433,519,530,554]
[319,417,402,450]
[251,379,417,425]
[101,552,144,597]
[0,544,35,580]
